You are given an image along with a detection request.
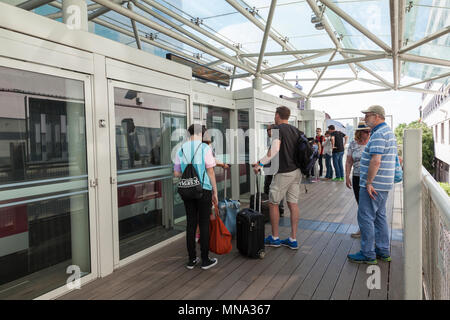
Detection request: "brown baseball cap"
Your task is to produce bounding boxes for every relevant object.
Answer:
[361,105,385,117]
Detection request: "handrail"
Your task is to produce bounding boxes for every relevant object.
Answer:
[422,166,450,225]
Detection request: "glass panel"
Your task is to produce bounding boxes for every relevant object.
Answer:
[192,104,232,199]
[114,87,185,170]
[238,110,250,197]
[113,87,187,260]
[118,179,177,260]
[0,66,90,299]
[161,114,187,229]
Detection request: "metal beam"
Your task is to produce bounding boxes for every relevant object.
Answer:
[18,0,53,10]
[127,2,142,50]
[339,48,386,56]
[399,87,447,96]
[306,0,358,77]
[313,88,391,98]
[285,77,355,81]
[263,50,334,72]
[399,53,450,68]
[261,53,388,74]
[357,77,392,89]
[390,0,399,89]
[318,0,392,53]
[240,48,334,58]
[91,18,205,65]
[312,79,354,96]
[398,0,405,84]
[399,72,450,89]
[399,26,450,54]
[256,0,277,74]
[308,50,337,97]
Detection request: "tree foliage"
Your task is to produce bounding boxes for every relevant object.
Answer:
[394,121,434,174]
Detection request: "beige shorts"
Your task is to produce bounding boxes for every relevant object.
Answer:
[269,169,302,204]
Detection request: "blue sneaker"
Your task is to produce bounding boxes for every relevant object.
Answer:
[375,248,392,262]
[264,235,281,247]
[281,238,298,250]
[347,251,377,264]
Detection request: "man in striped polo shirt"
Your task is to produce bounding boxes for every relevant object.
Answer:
[348,105,396,264]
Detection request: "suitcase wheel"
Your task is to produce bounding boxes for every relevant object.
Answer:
[257,249,265,259]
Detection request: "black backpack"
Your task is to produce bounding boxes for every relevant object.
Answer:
[295,131,314,175]
[177,143,205,201]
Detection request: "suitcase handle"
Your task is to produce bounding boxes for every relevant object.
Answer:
[224,168,227,200]
[254,171,263,212]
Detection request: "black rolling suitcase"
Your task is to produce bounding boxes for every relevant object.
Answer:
[236,174,265,259]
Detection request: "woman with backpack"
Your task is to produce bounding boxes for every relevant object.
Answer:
[174,124,219,270]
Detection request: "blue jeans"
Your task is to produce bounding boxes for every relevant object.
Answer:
[357,187,390,260]
[324,154,333,178]
[332,151,344,179]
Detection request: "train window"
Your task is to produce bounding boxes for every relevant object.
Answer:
[0,66,87,185]
[113,88,186,171]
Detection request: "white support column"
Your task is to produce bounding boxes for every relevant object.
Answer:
[93,53,115,277]
[62,0,88,31]
[403,129,423,300]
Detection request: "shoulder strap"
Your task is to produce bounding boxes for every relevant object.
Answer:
[181,142,202,164]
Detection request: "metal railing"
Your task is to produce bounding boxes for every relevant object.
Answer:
[403,129,450,300]
[421,167,450,300]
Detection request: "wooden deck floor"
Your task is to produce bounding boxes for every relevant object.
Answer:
[60,180,404,300]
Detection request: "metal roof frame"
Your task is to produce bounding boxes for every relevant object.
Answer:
[17,0,450,98]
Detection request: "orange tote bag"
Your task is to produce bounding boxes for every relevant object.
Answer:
[209,205,232,255]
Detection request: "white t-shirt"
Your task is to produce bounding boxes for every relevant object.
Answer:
[322,137,333,156]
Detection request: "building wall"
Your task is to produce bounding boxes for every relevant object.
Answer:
[421,80,450,183]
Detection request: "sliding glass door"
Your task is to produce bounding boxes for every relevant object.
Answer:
[109,83,188,263]
[0,64,96,299]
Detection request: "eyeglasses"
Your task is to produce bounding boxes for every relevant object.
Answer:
[364,113,376,118]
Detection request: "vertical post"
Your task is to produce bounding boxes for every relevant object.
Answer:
[230,110,240,200]
[403,129,423,300]
[63,0,88,31]
[252,77,262,91]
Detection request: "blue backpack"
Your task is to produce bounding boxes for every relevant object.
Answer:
[394,155,403,183]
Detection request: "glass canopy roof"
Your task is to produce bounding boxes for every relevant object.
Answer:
[9,0,450,97]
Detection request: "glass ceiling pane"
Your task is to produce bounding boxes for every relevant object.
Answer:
[325,0,391,51]
[403,62,450,81]
[258,2,335,49]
